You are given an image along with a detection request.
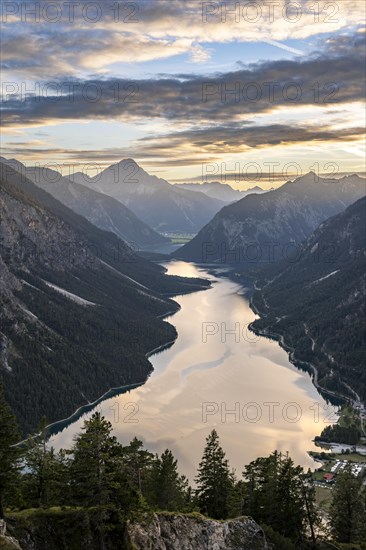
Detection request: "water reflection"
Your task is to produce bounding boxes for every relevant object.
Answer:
[49,261,338,482]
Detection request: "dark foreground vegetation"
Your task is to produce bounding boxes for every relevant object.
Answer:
[1,384,365,549]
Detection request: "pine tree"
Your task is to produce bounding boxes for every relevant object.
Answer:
[242,451,318,542]
[227,472,246,518]
[276,454,307,540]
[243,452,280,526]
[70,412,138,550]
[23,417,54,507]
[195,429,232,519]
[24,441,69,508]
[70,412,122,506]
[0,381,21,518]
[330,463,366,543]
[300,470,318,548]
[122,437,154,496]
[148,449,190,511]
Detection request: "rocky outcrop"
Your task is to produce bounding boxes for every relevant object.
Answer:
[6,510,270,550]
[128,513,270,550]
[0,520,22,550]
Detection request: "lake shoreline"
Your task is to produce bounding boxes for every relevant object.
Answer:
[30,261,338,476]
[248,296,345,407]
[18,268,212,446]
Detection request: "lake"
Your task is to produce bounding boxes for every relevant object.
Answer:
[49,261,338,482]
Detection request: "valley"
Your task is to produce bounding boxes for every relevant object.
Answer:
[1,162,365,550]
[2,4,366,547]
[0,162,210,436]
[48,261,338,482]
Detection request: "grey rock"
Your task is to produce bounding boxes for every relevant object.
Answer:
[0,520,23,550]
[128,513,270,550]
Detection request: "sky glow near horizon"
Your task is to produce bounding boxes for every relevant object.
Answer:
[1,0,365,188]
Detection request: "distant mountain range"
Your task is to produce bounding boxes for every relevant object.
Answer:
[70,159,226,233]
[174,172,366,263]
[0,162,209,435]
[174,181,269,203]
[251,196,366,403]
[0,157,168,249]
[2,156,365,432]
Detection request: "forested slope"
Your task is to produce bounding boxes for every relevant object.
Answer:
[0,163,209,435]
[251,197,366,402]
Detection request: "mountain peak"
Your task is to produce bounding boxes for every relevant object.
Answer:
[292,171,318,184]
[246,185,264,192]
[116,157,138,166]
[69,159,224,232]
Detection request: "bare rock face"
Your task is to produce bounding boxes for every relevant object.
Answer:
[128,513,270,550]
[0,520,22,550]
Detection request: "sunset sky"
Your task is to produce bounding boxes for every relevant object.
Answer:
[1,0,365,188]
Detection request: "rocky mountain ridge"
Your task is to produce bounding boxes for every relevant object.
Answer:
[0,157,168,249]
[174,181,268,203]
[175,172,366,263]
[70,159,226,233]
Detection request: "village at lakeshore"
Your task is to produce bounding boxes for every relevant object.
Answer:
[308,402,366,511]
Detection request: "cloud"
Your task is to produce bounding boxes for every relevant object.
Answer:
[1,35,364,129]
[190,44,213,63]
[135,123,365,155]
[1,1,365,77]
[2,123,363,166]
[0,28,195,77]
